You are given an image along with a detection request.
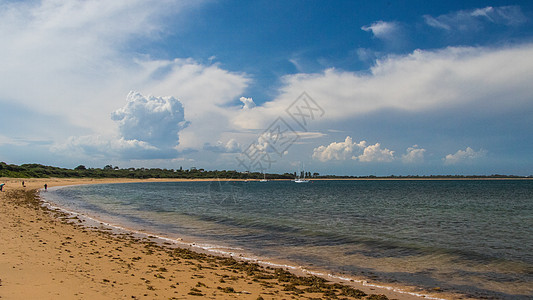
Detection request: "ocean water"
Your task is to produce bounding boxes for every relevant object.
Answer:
[43,180,533,299]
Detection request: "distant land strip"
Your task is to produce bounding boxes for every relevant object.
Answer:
[1,162,531,180]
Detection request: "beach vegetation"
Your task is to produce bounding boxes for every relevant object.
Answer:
[217,286,235,293]
[188,288,203,296]
[282,283,304,294]
[337,285,367,298]
[366,294,388,300]
[0,162,295,179]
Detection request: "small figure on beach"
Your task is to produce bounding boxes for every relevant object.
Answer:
[22,181,25,187]
[44,184,48,191]
[0,183,4,191]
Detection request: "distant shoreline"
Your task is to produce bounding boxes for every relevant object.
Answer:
[2,162,531,181]
[2,176,532,184]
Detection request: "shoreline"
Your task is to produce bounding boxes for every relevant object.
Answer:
[1,178,467,299]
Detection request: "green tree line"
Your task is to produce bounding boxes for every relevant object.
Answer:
[0,162,294,179]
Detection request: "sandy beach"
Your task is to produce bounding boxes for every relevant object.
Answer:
[0,178,459,300]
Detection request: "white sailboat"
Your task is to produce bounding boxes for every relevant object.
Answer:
[294,177,309,183]
[294,164,309,183]
[260,172,268,182]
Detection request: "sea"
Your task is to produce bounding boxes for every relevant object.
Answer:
[42,179,533,299]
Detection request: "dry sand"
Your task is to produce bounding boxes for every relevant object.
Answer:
[0,178,458,300]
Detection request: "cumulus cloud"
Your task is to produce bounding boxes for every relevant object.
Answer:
[424,6,527,31]
[53,91,190,159]
[361,21,400,40]
[142,58,250,151]
[239,97,256,110]
[356,143,395,162]
[111,91,188,148]
[312,136,394,163]
[401,145,426,163]
[443,147,487,165]
[204,139,242,153]
[312,136,364,162]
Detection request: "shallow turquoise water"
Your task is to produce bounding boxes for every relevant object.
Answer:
[44,180,533,299]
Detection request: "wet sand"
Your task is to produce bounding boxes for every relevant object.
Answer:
[0,178,459,299]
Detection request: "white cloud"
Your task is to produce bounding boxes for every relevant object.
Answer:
[0,135,32,147]
[0,0,203,130]
[355,143,395,162]
[443,147,487,165]
[239,97,256,110]
[204,139,242,153]
[402,145,426,163]
[236,43,533,131]
[424,6,526,31]
[312,136,364,162]
[289,57,304,73]
[472,6,527,25]
[356,48,381,63]
[47,56,249,160]
[222,139,242,153]
[143,58,250,151]
[51,135,168,160]
[361,20,406,49]
[312,136,394,163]
[423,16,452,31]
[111,91,189,148]
[298,132,327,140]
[361,21,400,40]
[0,0,255,162]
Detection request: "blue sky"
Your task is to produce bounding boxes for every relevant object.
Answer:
[1,0,533,176]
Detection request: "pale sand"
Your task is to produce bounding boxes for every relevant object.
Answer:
[0,178,461,300]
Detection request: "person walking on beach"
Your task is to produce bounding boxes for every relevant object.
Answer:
[44,184,47,191]
[0,183,4,191]
[22,181,25,187]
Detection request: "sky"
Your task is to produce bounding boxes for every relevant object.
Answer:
[1,0,533,176]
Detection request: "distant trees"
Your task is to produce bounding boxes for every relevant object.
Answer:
[1,161,528,179]
[0,162,294,180]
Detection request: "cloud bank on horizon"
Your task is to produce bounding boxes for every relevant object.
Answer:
[1,0,532,176]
